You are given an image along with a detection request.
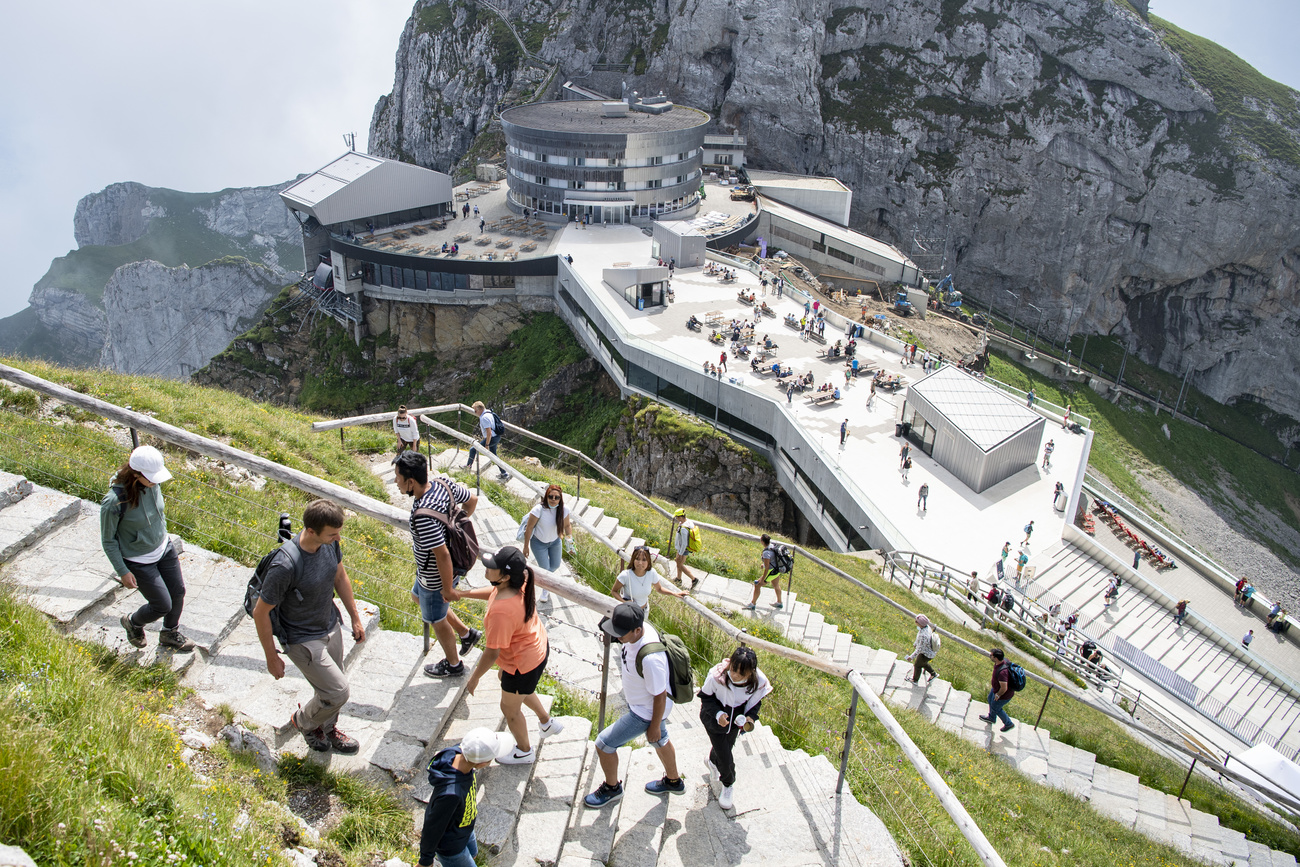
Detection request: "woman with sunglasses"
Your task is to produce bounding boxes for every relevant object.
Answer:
[443,546,563,764]
[522,484,573,603]
[611,546,687,614]
[698,645,772,811]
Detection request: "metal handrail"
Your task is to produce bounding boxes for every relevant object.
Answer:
[0,362,1009,867]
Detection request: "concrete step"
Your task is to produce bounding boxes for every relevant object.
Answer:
[568,497,591,519]
[846,641,875,672]
[0,483,83,564]
[816,621,839,656]
[609,524,635,554]
[3,502,126,629]
[799,611,825,650]
[581,505,605,527]
[558,744,633,866]
[0,471,33,506]
[860,649,896,696]
[594,515,620,541]
[1088,764,1139,828]
[831,629,854,665]
[936,688,970,735]
[778,751,906,866]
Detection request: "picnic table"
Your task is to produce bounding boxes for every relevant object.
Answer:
[454,232,471,242]
[496,238,513,248]
[808,391,840,406]
[519,241,537,252]
[704,311,725,327]
[475,235,492,245]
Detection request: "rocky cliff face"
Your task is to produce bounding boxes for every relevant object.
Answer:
[99,260,284,379]
[599,397,793,534]
[26,287,107,368]
[371,0,1300,418]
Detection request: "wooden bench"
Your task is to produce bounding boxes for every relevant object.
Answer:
[809,393,840,406]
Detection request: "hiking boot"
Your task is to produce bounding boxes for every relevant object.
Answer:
[424,659,465,678]
[718,785,735,810]
[325,728,360,754]
[539,718,565,740]
[158,628,196,652]
[1001,722,1015,732]
[291,715,330,752]
[645,776,686,796]
[459,628,481,656]
[977,715,995,725]
[120,614,146,648]
[498,746,535,765]
[584,781,623,808]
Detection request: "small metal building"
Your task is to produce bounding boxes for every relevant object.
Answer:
[902,367,1044,493]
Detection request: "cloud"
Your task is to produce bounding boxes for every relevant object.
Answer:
[0,0,412,318]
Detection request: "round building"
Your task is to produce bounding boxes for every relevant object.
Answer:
[501,97,710,225]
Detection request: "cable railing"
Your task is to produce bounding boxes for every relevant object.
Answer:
[0,362,1009,867]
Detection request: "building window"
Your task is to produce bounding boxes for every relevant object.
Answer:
[650,156,663,166]
[718,154,732,166]
[647,179,662,189]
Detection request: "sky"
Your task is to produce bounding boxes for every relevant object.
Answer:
[1,0,1297,321]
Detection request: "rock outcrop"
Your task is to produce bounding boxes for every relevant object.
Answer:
[73,182,160,248]
[599,397,792,533]
[370,0,1300,418]
[25,287,107,368]
[100,260,284,379]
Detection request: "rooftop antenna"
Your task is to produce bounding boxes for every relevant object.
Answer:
[342,132,357,151]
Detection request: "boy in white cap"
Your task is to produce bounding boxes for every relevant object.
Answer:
[419,727,513,867]
[100,445,195,651]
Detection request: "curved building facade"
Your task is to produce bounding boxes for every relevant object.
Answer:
[501,98,710,225]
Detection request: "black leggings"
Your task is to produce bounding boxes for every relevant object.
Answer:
[124,546,185,630]
[706,726,741,787]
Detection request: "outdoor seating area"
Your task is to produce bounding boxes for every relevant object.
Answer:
[1093,501,1178,570]
[455,182,501,200]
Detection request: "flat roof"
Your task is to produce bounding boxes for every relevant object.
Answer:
[282,152,384,208]
[501,100,711,134]
[748,170,849,192]
[761,196,915,268]
[909,366,1043,452]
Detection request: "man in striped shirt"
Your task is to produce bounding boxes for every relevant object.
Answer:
[395,452,482,678]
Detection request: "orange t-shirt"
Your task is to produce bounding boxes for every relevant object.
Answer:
[484,587,547,674]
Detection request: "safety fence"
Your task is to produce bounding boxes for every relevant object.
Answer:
[0,363,1009,867]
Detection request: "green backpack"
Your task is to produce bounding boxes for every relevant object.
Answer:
[635,634,697,704]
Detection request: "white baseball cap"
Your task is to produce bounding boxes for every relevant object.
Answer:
[128,445,172,484]
[459,728,513,763]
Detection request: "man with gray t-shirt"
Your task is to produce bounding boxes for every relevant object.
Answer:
[253,499,367,754]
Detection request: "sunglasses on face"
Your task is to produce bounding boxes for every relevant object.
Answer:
[546,494,561,501]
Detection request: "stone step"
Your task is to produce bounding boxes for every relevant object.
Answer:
[608,718,711,867]
[581,505,605,527]
[799,611,825,649]
[72,540,251,667]
[608,524,635,554]
[1088,765,1139,827]
[0,483,83,565]
[594,514,620,540]
[3,503,126,629]
[846,641,875,672]
[778,751,905,866]
[558,744,633,866]
[815,621,839,656]
[0,471,33,506]
[569,497,591,519]
[831,629,854,665]
[495,717,594,867]
[860,649,896,696]
[936,688,970,735]
[916,677,951,725]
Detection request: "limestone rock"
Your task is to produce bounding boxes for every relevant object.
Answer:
[0,844,38,867]
[220,723,279,774]
[73,181,159,247]
[26,286,107,367]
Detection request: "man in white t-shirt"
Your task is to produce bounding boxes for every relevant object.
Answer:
[583,603,683,807]
[465,401,508,480]
[392,405,420,458]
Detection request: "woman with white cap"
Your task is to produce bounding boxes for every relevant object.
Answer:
[99,445,195,651]
[903,614,938,684]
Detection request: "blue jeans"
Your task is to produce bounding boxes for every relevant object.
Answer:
[432,832,478,867]
[124,545,185,630]
[987,689,1013,727]
[595,709,671,753]
[532,537,562,572]
[466,433,500,467]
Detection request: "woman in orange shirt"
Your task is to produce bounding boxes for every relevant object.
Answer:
[445,546,562,764]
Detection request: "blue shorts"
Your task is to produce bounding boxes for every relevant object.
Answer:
[595,709,670,753]
[412,581,450,624]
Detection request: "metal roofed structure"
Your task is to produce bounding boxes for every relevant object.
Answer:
[280,152,453,227]
[901,366,1046,493]
[758,196,922,286]
[747,170,851,225]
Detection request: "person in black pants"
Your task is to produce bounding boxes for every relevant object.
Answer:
[698,646,772,812]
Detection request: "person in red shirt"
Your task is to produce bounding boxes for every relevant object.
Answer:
[444,547,563,764]
[978,647,1016,732]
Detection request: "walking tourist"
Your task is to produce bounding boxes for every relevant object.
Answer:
[395,452,482,678]
[393,404,421,459]
[1243,629,1254,650]
[904,614,939,684]
[521,483,573,603]
[443,547,562,764]
[672,509,700,587]
[1041,439,1055,469]
[901,456,912,480]
[917,482,929,512]
[613,545,687,613]
[418,727,509,867]
[840,419,848,446]
[1022,521,1034,544]
[465,401,509,480]
[699,646,772,811]
[978,647,1016,732]
[967,571,981,601]
[252,498,366,754]
[1174,599,1188,626]
[101,445,196,652]
[584,603,683,807]
[745,534,785,611]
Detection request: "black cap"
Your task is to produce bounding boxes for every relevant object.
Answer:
[600,602,644,638]
[482,546,527,580]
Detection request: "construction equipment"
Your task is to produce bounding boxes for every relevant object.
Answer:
[893,290,915,317]
[932,274,969,322]
[729,184,755,202]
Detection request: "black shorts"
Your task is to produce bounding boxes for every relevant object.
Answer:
[500,645,549,695]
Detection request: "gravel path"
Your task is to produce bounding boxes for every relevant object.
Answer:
[1133,469,1300,613]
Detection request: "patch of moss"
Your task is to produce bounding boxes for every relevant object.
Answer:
[415,1,453,35]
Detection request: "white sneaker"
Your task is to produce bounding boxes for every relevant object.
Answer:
[498,747,536,765]
[539,718,565,740]
[718,785,734,810]
[705,757,719,780]
[539,589,550,602]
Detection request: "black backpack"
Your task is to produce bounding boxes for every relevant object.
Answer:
[413,478,481,578]
[488,409,506,438]
[770,544,794,575]
[1006,662,1028,692]
[243,539,342,649]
